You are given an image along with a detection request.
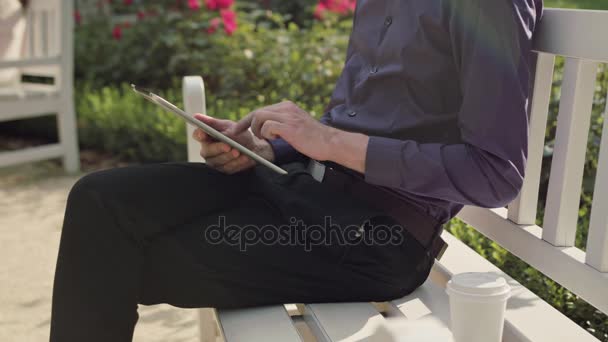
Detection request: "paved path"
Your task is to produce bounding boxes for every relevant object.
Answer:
[0,163,199,342]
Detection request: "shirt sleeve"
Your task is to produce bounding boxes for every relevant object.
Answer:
[364,0,537,208]
[268,137,307,165]
[268,12,356,166]
[268,111,333,165]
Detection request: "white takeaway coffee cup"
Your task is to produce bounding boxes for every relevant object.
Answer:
[446,272,512,342]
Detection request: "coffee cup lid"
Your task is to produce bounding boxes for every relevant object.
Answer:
[447,272,510,297]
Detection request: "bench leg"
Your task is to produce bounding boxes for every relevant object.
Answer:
[58,100,80,173]
[198,308,220,342]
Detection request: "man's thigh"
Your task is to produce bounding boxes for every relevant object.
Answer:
[77,162,253,240]
[137,193,421,309]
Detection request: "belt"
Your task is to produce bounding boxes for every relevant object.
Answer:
[307,160,448,260]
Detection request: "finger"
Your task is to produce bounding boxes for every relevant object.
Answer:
[222,155,253,174]
[193,113,234,131]
[260,120,287,140]
[192,128,209,142]
[200,141,231,158]
[206,151,238,167]
[231,111,255,135]
[263,100,296,112]
[250,110,287,138]
[230,101,296,135]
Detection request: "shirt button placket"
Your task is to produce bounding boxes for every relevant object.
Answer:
[371,17,393,75]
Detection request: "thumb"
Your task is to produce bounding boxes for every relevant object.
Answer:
[193,113,233,131]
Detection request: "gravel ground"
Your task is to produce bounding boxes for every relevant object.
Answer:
[0,161,199,342]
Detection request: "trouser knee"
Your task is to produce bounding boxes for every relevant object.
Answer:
[66,171,107,213]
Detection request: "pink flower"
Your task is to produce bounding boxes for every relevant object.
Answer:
[216,0,234,9]
[123,0,133,5]
[220,9,237,35]
[137,10,145,20]
[187,0,201,10]
[315,0,356,19]
[74,10,82,25]
[207,17,221,34]
[206,0,234,10]
[314,3,327,19]
[112,25,122,40]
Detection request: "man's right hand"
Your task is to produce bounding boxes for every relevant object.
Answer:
[192,114,275,175]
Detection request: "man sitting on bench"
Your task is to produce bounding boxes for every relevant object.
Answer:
[50,0,543,341]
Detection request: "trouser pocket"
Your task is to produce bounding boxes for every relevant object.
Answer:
[339,216,432,292]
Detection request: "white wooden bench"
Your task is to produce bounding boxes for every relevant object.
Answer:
[0,0,79,172]
[182,8,608,341]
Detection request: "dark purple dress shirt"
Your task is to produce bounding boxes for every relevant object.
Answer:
[270,0,543,223]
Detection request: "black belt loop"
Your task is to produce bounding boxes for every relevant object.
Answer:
[316,160,448,260]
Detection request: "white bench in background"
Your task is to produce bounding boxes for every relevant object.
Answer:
[182,8,608,341]
[0,0,79,172]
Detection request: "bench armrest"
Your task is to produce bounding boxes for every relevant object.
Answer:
[183,76,206,163]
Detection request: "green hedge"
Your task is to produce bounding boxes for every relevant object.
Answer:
[73,4,351,162]
[76,84,186,162]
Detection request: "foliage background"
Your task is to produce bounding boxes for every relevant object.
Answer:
[1,0,607,340]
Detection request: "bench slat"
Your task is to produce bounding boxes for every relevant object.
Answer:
[217,306,302,342]
[389,280,452,340]
[586,92,608,272]
[0,143,63,168]
[533,9,608,62]
[458,207,608,317]
[508,53,555,225]
[542,58,597,247]
[433,230,599,341]
[303,302,382,342]
[390,279,450,325]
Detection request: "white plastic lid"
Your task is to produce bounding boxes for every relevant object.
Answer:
[446,272,511,297]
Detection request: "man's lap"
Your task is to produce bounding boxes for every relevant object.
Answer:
[81,162,430,307]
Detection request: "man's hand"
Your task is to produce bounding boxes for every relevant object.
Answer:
[192,114,275,174]
[230,101,370,173]
[230,101,336,161]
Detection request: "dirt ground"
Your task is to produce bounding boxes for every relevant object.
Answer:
[0,160,199,342]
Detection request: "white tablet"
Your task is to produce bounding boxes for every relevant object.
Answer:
[131,84,288,175]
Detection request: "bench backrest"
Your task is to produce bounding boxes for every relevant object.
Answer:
[20,0,67,81]
[0,0,72,87]
[23,0,62,60]
[460,8,608,315]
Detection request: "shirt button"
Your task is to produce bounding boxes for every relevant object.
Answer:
[348,110,357,117]
[384,16,393,27]
[370,65,379,74]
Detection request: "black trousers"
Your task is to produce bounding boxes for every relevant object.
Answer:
[50,162,433,342]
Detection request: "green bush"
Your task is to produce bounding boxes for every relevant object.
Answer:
[75,1,351,92]
[76,83,186,162]
[73,5,351,161]
[239,0,318,27]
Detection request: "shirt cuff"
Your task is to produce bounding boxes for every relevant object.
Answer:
[364,136,404,189]
[268,138,307,165]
